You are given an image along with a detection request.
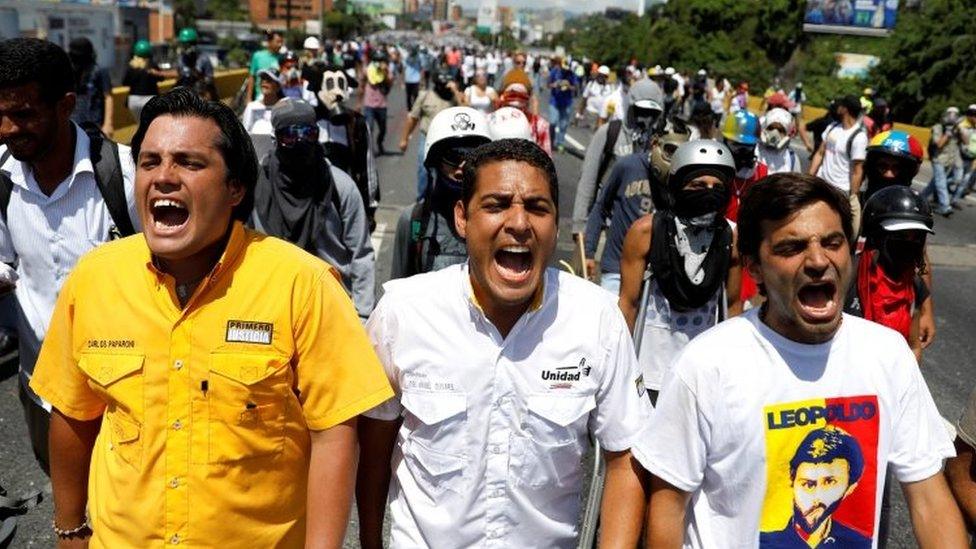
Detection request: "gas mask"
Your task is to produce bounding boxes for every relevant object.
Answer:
[760,127,790,150]
[317,70,349,123]
[628,105,662,149]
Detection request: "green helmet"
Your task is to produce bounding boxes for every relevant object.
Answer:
[178,27,198,44]
[133,39,152,58]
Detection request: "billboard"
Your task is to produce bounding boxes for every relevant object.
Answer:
[804,0,900,36]
[477,0,499,34]
[834,52,880,79]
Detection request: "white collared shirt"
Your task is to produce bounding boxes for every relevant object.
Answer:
[0,124,138,402]
[365,264,650,548]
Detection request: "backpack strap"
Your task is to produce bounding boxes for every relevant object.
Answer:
[0,151,12,224]
[407,199,432,275]
[846,123,865,159]
[596,119,623,185]
[88,135,136,238]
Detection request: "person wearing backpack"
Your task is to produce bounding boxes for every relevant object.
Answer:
[390,107,490,279]
[0,38,139,476]
[950,104,976,202]
[571,78,665,235]
[251,100,375,320]
[808,94,868,229]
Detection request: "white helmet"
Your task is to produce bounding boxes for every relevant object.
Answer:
[487,107,533,142]
[760,108,795,150]
[424,106,491,166]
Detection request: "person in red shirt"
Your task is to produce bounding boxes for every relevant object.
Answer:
[721,110,767,305]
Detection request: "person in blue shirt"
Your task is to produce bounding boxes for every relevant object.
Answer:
[547,56,577,151]
[403,46,424,111]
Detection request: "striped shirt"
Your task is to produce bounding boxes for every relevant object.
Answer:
[0,123,138,404]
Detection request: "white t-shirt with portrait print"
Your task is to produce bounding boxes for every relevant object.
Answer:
[633,309,953,549]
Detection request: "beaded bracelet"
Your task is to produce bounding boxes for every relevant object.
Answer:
[53,519,91,539]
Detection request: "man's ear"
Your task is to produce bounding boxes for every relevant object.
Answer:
[57,93,77,122]
[454,199,467,239]
[228,180,245,208]
[743,253,763,288]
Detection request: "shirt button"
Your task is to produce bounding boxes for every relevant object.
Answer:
[169,477,180,489]
[491,445,502,454]
[172,419,183,431]
[170,533,181,544]
[173,360,183,370]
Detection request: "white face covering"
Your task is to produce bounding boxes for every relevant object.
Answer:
[317,70,348,111]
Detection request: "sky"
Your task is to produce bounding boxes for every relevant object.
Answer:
[453,0,647,14]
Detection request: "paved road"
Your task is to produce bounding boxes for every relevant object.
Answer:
[2,84,975,547]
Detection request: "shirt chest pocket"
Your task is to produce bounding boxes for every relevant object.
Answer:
[198,352,291,465]
[78,353,145,468]
[400,391,469,499]
[511,394,595,490]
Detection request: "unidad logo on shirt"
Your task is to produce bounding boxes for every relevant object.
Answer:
[542,358,591,388]
[225,320,273,345]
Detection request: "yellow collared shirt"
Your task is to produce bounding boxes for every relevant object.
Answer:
[31,222,393,548]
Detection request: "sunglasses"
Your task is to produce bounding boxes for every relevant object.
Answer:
[276,124,320,147]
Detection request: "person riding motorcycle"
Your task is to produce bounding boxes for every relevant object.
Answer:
[175,27,216,99]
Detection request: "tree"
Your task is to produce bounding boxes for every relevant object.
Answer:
[870,0,976,125]
[173,0,197,32]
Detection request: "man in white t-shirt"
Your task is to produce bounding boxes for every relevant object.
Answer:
[809,95,867,228]
[637,173,966,548]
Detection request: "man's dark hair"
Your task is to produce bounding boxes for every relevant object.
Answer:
[0,38,74,105]
[461,138,559,213]
[737,173,853,261]
[789,426,865,485]
[265,30,283,42]
[838,94,862,118]
[130,87,258,222]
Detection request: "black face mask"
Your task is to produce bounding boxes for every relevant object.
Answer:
[879,238,924,277]
[277,141,320,170]
[729,144,756,171]
[672,187,728,221]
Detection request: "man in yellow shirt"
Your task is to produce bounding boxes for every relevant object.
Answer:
[30,87,393,548]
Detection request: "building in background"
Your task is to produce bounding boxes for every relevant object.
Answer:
[433,0,448,20]
[248,0,334,30]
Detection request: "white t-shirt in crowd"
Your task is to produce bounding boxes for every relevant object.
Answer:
[583,81,614,115]
[600,87,625,122]
[634,309,953,549]
[816,123,868,193]
[758,146,802,174]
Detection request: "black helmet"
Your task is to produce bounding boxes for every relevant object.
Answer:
[861,186,934,242]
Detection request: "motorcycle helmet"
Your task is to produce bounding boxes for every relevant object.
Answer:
[861,186,934,243]
[865,130,923,181]
[178,27,199,45]
[133,39,152,59]
[424,106,491,167]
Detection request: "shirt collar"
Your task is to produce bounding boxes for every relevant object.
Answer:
[144,221,249,285]
[463,262,547,316]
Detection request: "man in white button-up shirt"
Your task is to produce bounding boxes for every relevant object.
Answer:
[357,138,651,548]
[0,38,138,474]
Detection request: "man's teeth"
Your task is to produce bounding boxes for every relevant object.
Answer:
[500,246,530,253]
[152,198,186,209]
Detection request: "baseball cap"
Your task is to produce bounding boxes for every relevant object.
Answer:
[967,104,976,116]
[881,219,934,234]
[664,66,675,76]
[597,65,610,76]
[271,99,316,132]
[257,68,281,83]
[303,36,321,50]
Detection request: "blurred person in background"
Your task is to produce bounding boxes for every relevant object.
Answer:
[68,37,114,137]
[463,70,497,115]
[123,39,170,123]
[241,69,284,135]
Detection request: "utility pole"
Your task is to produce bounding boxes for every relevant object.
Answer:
[285,0,292,31]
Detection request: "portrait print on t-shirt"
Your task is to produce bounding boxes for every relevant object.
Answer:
[759,396,879,548]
